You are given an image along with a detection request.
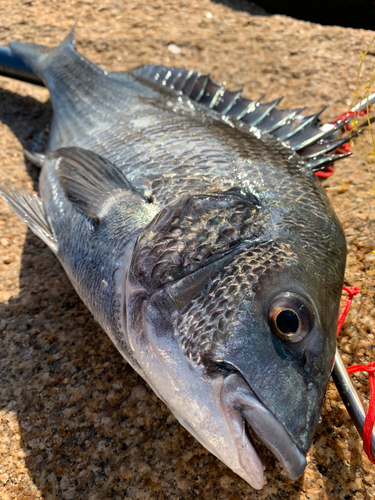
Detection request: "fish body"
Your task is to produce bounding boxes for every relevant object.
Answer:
[1,32,347,489]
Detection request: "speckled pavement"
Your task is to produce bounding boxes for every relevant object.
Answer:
[1,1,375,499]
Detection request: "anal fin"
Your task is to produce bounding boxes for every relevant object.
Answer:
[0,186,57,251]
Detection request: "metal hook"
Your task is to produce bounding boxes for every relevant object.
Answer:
[332,347,375,462]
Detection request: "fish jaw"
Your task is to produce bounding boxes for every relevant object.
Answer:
[221,373,307,481]
[127,297,266,489]
[167,375,266,490]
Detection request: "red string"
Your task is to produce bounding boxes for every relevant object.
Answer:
[336,286,361,336]
[347,362,375,464]
[315,166,335,178]
[330,109,369,131]
[314,108,369,178]
[336,285,375,464]
[338,142,352,154]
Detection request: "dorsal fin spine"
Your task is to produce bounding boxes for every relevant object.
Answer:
[219,90,243,115]
[262,107,306,134]
[299,133,354,159]
[169,69,184,89]
[161,69,172,86]
[236,96,264,121]
[308,152,352,171]
[176,69,193,92]
[277,107,328,142]
[194,75,209,101]
[290,118,351,151]
[209,83,225,109]
[131,62,354,170]
[185,72,201,97]
[249,97,285,127]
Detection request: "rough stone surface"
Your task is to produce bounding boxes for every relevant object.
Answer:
[1,1,375,499]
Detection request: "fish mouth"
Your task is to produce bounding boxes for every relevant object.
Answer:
[221,371,307,483]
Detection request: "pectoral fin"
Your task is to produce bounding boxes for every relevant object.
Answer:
[53,147,149,222]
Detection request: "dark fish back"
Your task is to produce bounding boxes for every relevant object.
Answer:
[10,32,346,302]
[9,33,322,206]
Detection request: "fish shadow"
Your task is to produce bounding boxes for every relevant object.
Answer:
[0,87,52,189]
[0,229,209,499]
[211,0,375,30]
[0,87,372,499]
[210,0,269,16]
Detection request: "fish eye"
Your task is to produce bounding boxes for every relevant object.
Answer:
[269,293,314,343]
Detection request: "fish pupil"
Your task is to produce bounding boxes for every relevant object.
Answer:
[276,310,299,335]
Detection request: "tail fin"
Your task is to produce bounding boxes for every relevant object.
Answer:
[8,27,111,149]
[9,28,75,83]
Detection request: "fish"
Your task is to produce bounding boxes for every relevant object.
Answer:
[0,30,349,490]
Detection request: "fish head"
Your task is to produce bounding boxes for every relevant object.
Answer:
[126,189,346,489]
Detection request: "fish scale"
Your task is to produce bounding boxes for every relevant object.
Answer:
[0,30,350,490]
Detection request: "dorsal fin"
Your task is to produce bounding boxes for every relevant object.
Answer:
[132,64,352,171]
[54,147,149,221]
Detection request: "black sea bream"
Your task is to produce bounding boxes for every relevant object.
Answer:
[0,31,349,489]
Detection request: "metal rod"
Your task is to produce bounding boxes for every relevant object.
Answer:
[332,347,375,461]
[0,45,44,86]
[351,93,375,113]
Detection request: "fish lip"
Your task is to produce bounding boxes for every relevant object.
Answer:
[221,371,307,481]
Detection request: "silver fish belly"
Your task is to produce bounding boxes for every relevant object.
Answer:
[0,31,347,489]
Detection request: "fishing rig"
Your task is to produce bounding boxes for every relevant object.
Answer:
[0,44,374,465]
